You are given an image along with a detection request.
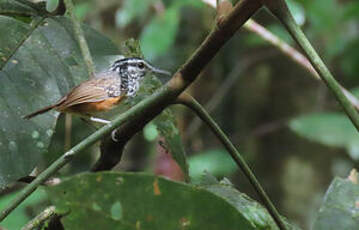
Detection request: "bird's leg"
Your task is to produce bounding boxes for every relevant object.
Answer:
[89,116,111,124]
[89,116,119,142]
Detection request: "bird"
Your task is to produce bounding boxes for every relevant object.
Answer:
[23,57,171,125]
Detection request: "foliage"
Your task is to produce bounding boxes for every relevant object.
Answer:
[47,172,298,230]
[0,0,359,229]
[312,175,359,230]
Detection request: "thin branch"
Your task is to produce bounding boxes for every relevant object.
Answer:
[21,206,56,230]
[175,93,287,230]
[263,0,359,131]
[0,0,263,222]
[202,0,359,111]
[63,0,95,77]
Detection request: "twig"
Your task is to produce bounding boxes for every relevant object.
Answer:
[263,0,359,131]
[202,0,359,111]
[21,206,56,230]
[175,93,287,230]
[0,0,262,222]
[63,0,95,77]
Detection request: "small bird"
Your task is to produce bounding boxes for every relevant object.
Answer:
[23,57,171,124]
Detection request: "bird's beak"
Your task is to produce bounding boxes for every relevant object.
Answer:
[150,66,172,76]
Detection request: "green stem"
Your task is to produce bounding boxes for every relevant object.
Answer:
[0,0,262,221]
[64,0,95,77]
[175,93,287,230]
[21,206,56,230]
[264,0,359,131]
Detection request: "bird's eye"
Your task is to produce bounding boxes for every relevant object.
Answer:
[138,63,145,69]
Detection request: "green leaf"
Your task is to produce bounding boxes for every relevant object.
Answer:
[140,7,179,60]
[289,113,359,160]
[0,0,42,16]
[0,188,47,229]
[188,149,238,181]
[312,177,359,230]
[115,0,155,28]
[0,16,119,187]
[47,172,284,230]
[46,0,58,13]
[203,182,300,230]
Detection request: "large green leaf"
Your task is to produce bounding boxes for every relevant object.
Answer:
[0,15,118,187]
[47,172,292,230]
[289,112,359,160]
[312,176,359,230]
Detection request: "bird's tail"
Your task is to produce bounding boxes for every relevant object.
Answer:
[23,105,56,119]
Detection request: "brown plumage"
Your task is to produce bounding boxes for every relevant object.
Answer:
[23,73,124,119]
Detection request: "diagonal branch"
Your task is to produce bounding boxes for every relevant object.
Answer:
[175,93,287,230]
[0,0,263,222]
[263,0,359,131]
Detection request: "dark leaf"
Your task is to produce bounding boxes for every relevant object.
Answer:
[0,16,118,187]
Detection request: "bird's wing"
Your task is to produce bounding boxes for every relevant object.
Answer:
[55,76,120,110]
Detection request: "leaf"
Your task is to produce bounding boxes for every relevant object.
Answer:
[203,182,300,230]
[115,0,155,28]
[188,149,237,182]
[46,0,59,13]
[47,172,284,230]
[140,7,179,60]
[312,177,359,230]
[0,188,47,229]
[0,15,119,187]
[0,0,42,16]
[289,112,359,160]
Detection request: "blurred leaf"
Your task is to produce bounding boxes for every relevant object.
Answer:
[0,16,119,187]
[115,0,155,28]
[140,7,179,60]
[46,0,58,13]
[289,113,359,160]
[73,2,91,21]
[143,122,158,141]
[0,188,47,229]
[0,0,42,16]
[189,149,237,181]
[287,0,305,26]
[312,177,359,230]
[340,40,359,79]
[47,172,287,230]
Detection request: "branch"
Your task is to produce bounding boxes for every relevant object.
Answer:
[263,0,359,131]
[0,0,263,221]
[175,93,287,230]
[21,206,56,230]
[63,0,95,77]
[203,0,359,111]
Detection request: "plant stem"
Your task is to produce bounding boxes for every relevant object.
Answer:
[0,0,262,221]
[175,93,287,230]
[64,0,95,77]
[263,0,359,131]
[21,206,56,230]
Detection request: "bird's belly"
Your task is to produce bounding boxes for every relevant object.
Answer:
[63,96,125,115]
